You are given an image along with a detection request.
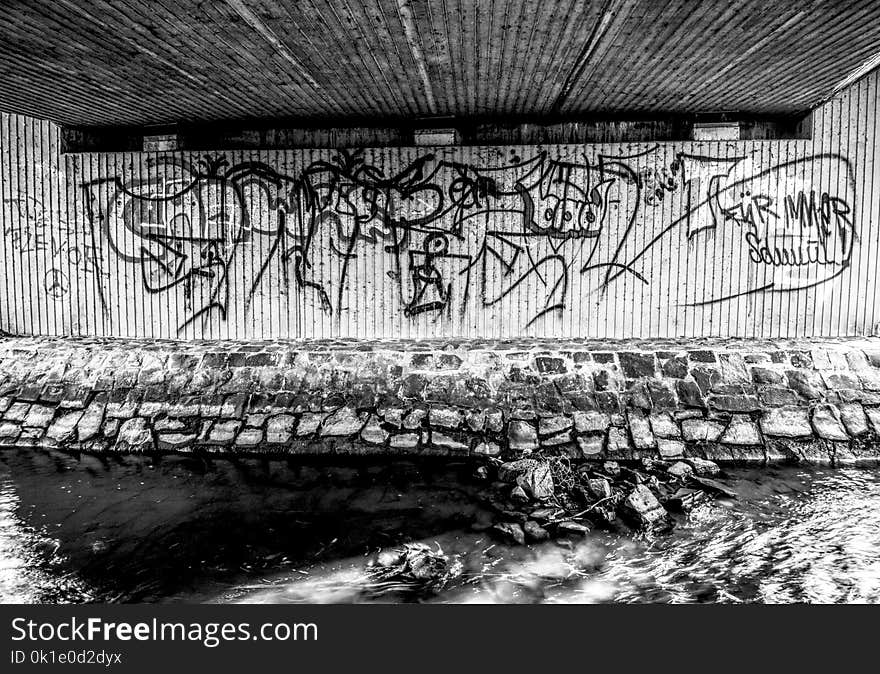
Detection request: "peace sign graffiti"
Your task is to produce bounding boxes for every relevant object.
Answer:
[43,268,69,299]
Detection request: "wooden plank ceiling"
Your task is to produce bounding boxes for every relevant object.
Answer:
[0,0,879,128]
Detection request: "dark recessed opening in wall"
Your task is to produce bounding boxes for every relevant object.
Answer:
[58,111,813,154]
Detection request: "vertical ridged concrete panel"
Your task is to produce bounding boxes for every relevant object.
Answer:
[0,71,879,340]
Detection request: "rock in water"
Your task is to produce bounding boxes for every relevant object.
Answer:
[492,522,526,545]
[517,462,555,500]
[530,506,559,521]
[586,477,612,499]
[603,461,621,477]
[690,476,738,499]
[376,549,404,567]
[368,543,462,590]
[667,461,694,479]
[510,485,530,505]
[665,487,708,512]
[524,520,550,542]
[556,521,590,536]
[498,458,539,483]
[687,458,721,477]
[620,484,668,527]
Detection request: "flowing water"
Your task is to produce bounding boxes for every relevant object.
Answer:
[1,447,879,604]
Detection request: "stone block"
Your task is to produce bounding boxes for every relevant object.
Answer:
[657,438,685,458]
[709,394,759,413]
[719,415,761,445]
[157,433,196,451]
[541,431,571,447]
[245,413,267,428]
[607,426,631,452]
[235,428,263,447]
[838,403,869,437]
[866,407,880,434]
[114,417,154,451]
[429,406,461,429]
[675,379,706,408]
[811,404,848,441]
[403,409,427,429]
[647,379,677,409]
[399,373,426,398]
[786,370,824,399]
[465,410,486,432]
[102,418,120,439]
[681,418,725,442]
[617,352,656,378]
[508,420,538,452]
[390,433,419,450]
[760,407,813,438]
[0,422,20,439]
[266,414,296,444]
[573,410,610,433]
[719,353,750,383]
[810,349,832,369]
[296,412,325,437]
[789,351,813,368]
[486,410,504,432]
[535,356,567,374]
[576,434,604,456]
[360,415,388,445]
[751,367,785,385]
[661,356,688,379]
[220,394,247,418]
[430,431,469,453]
[209,420,241,445]
[105,397,139,419]
[538,414,572,436]
[845,350,870,370]
[154,417,186,433]
[592,369,622,392]
[3,402,30,422]
[627,411,655,449]
[826,351,849,370]
[474,441,501,456]
[821,372,861,391]
[46,410,83,443]
[758,387,800,407]
[649,411,680,438]
[857,369,880,391]
[23,404,55,428]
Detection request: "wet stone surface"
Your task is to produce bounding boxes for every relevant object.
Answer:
[0,337,879,465]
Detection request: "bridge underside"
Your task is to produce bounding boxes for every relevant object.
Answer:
[1,1,879,131]
[1,3,880,464]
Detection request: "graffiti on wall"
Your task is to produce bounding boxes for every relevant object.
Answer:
[3,194,102,301]
[80,146,856,335]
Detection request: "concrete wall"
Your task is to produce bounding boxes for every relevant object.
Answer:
[1,73,879,340]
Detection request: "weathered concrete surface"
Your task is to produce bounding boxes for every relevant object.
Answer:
[2,336,880,466]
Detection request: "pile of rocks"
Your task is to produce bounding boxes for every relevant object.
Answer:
[482,454,729,544]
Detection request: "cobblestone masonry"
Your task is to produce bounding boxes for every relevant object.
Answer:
[2,337,880,466]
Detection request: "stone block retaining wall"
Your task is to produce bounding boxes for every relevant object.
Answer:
[2,337,880,466]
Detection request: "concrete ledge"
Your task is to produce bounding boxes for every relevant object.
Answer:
[1,336,880,466]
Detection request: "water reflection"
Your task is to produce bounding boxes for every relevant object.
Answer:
[1,446,879,604]
[0,469,92,603]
